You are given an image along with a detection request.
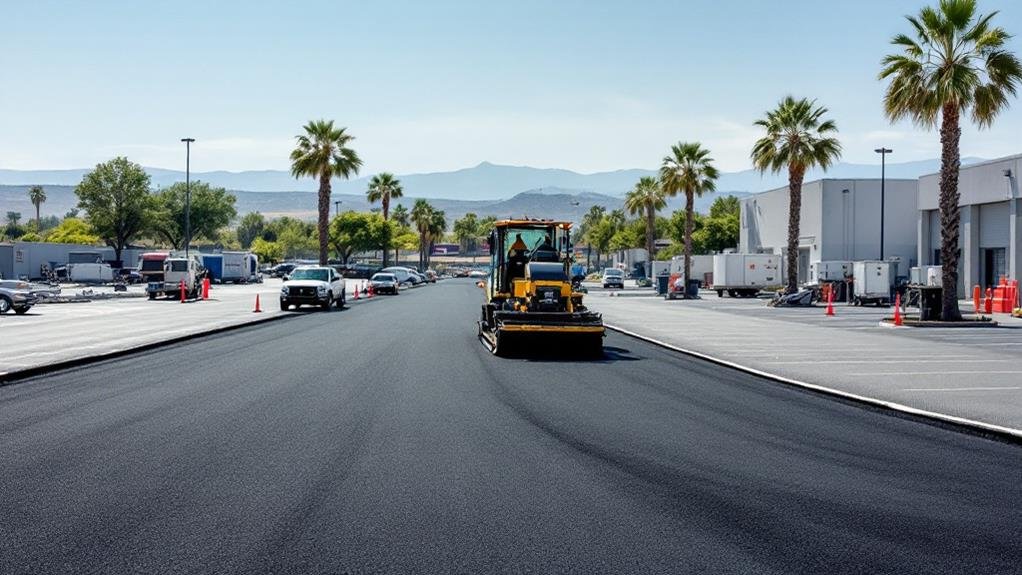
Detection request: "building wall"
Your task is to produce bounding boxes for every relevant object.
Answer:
[917,154,1022,292]
[740,178,917,278]
[0,242,147,280]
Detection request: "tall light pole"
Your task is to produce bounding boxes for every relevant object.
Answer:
[181,138,195,260]
[334,200,342,217]
[874,147,893,260]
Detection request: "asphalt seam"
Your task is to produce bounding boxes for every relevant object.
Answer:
[605,323,1022,444]
[0,295,388,386]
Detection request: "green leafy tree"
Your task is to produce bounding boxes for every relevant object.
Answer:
[250,237,284,264]
[751,97,841,293]
[391,204,409,227]
[236,212,266,249]
[667,209,706,254]
[880,0,1021,320]
[660,142,719,283]
[28,186,46,228]
[149,181,237,249]
[46,217,101,245]
[623,176,667,278]
[4,211,23,239]
[75,157,152,263]
[411,199,434,270]
[329,211,392,265]
[427,209,447,269]
[697,195,740,253]
[289,120,362,265]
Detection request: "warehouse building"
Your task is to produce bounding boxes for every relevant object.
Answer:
[917,154,1021,293]
[740,178,918,283]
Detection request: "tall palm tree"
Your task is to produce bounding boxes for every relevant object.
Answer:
[366,172,403,266]
[391,204,409,263]
[623,177,666,279]
[660,142,719,285]
[411,199,434,270]
[426,209,447,269]
[290,120,362,265]
[880,0,1021,320]
[28,185,46,228]
[751,96,842,293]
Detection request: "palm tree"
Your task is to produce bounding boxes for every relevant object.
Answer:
[580,205,606,269]
[624,177,666,279]
[366,172,403,266]
[660,142,719,285]
[28,186,46,228]
[390,203,409,263]
[880,0,1021,320]
[751,96,842,293]
[411,199,434,270]
[290,119,362,265]
[427,209,447,269]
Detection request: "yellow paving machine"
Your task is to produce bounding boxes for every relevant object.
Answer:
[477,219,604,357]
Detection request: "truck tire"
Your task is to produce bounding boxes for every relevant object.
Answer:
[337,290,346,308]
[280,300,289,311]
[14,306,29,315]
[148,292,156,300]
[0,295,12,314]
[321,295,332,311]
[716,289,724,298]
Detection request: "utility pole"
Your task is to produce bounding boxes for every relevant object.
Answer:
[181,138,195,259]
[874,147,892,260]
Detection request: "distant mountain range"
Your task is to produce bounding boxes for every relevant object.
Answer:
[0,157,985,224]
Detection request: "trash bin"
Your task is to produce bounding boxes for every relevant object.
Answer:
[686,278,701,298]
[918,286,942,321]
[656,274,670,296]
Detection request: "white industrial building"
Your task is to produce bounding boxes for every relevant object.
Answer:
[740,178,918,283]
[917,154,1021,292]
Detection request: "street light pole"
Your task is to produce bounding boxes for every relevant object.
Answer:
[181,138,195,260]
[334,200,342,217]
[874,147,892,260]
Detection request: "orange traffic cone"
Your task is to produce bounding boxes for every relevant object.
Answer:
[180,279,186,303]
[202,277,210,300]
[353,285,360,300]
[825,288,835,316]
[253,293,262,313]
[893,293,903,326]
[368,283,374,298]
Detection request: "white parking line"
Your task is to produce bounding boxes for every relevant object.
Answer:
[901,386,1021,392]
[847,370,1022,376]
[765,358,1014,365]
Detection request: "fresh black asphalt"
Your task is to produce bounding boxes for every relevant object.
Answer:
[1,279,1020,574]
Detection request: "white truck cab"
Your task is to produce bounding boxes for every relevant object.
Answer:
[147,255,206,300]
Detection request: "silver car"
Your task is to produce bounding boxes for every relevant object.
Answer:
[0,280,38,315]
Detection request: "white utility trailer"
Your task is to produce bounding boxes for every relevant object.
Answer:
[712,254,783,298]
[852,260,897,306]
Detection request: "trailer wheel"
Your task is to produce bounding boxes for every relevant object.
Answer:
[148,293,156,300]
[716,289,724,298]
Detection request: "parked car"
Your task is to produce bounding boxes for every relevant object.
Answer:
[602,268,625,289]
[381,266,415,286]
[422,270,438,283]
[468,269,487,278]
[407,270,426,285]
[0,281,38,315]
[370,273,400,295]
[269,263,297,278]
[280,266,346,311]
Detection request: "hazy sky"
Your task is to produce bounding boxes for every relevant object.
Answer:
[4,0,1021,174]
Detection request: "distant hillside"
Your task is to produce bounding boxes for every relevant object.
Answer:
[0,157,985,202]
[0,185,744,226]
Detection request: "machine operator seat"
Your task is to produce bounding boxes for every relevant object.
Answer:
[505,248,529,293]
[530,235,559,263]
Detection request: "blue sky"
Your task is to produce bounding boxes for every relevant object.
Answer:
[4,0,1021,174]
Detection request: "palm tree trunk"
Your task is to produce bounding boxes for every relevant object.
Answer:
[646,205,655,279]
[317,173,331,265]
[684,189,694,285]
[382,196,390,267]
[35,203,41,229]
[939,103,963,321]
[785,166,805,294]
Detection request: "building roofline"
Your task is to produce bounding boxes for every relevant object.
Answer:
[749,177,917,197]
[919,152,1022,178]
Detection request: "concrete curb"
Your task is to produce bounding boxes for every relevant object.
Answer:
[0,295,385,386]
[605,323,1022,445]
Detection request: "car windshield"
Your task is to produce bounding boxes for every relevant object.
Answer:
[373,274,395,281]
[168,260,188,272]
[290,269,329,282]
[604,269,623,277]
[141,259,164,271]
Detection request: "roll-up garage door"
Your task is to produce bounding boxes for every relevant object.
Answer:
[980,202,1009,248]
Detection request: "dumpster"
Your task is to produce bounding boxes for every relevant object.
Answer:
[918,286,942,321]
[656,273,670,296]
[686,278,701,298]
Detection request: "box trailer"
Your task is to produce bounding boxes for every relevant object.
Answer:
[201,254,224,283]
[68,262,115,283]
[221,251,259,283]
[669,255,714,286]
[810,261,852,284]
[712,253,783,298]
[852,260,897,306]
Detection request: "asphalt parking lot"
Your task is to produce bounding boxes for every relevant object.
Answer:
[587,284,1022,434]
[0,277,385,379]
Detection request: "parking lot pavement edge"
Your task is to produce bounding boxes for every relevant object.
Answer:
[604,323,1022,445]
